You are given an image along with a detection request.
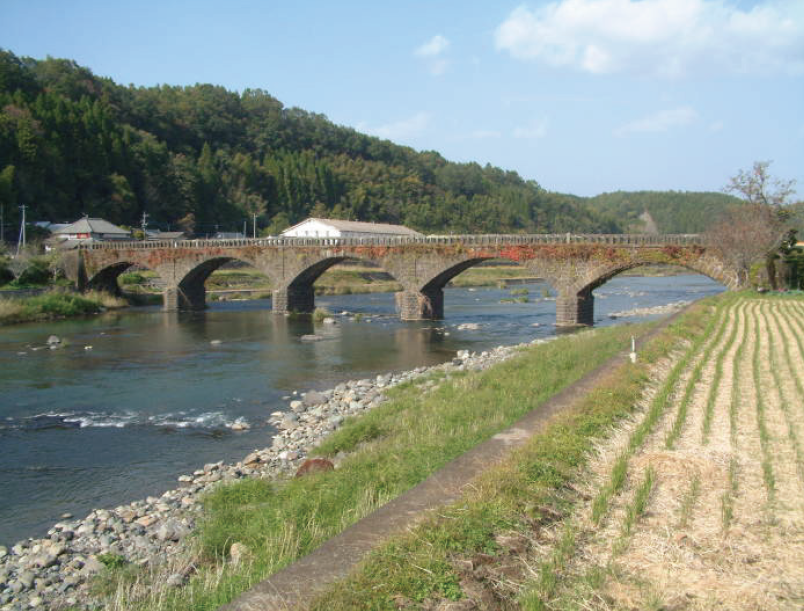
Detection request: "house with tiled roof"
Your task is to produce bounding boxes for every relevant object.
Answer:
[53,217,131,243]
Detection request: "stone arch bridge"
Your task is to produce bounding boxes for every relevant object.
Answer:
[61,234,739,327]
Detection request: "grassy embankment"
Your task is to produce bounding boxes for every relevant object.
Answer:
[0,254,128,324]
[0,290,128,325]
[94,317,652,610]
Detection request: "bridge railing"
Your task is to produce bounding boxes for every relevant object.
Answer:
[80,233,704,251]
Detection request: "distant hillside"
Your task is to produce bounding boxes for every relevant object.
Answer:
[0,50,622,237]
[585,191,742,234]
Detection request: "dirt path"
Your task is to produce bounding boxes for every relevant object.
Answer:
[546,298,804,610]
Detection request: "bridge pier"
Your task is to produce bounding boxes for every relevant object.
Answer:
[396,289,444,321]
[556,287,594,327]
[272,286,315,315]
[163,286,207,312]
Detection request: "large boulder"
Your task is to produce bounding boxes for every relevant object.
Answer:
[303,391,326,407]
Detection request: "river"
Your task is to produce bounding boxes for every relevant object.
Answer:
[0,274,723,546]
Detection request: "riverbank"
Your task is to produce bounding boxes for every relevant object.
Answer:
[0,320,645,610]
[0,290,128,326]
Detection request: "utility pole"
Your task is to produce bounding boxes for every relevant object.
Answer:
[252,212,257,239]
[15,204,26,256]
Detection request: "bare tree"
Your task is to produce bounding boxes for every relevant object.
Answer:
[705,203,781,286]
[706,161,797,287]
[725,160,796,208]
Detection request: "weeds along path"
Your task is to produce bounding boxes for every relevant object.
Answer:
[541,298,804,610]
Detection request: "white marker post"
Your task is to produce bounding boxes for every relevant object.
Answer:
[629,335,637,363]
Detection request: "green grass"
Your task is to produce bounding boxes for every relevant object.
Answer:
[103,323,648,611]
[448,265,537,287]
[676,473,701,530]
[312,306,331,322]
[0,290,126,325]
[612,466,656,556]
[721,457,738,531]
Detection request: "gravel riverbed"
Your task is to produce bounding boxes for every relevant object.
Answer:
[0,336,550,610]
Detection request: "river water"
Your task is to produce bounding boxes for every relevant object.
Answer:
[0,275,723,546]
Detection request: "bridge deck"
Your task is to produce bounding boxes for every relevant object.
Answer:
[81,233,703,250]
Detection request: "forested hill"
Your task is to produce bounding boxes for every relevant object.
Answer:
[0,50,733,237]
[586,191,743,234]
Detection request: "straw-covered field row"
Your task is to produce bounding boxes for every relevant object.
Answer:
[526,297,804,610]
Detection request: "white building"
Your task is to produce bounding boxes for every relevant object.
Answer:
[281,218,422,239]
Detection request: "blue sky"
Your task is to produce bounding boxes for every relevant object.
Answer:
[1,0,802,197]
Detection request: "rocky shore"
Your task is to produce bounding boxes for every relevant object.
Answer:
[0,336,548,610]
[608,300,691,319]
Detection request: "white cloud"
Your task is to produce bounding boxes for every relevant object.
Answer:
[495,0,804,77]
[615,106,698,136]
[360,112,432,141]
[415,34,450,58]
[709,120,724,132]
[415,34,452,75]
[513,118,549,139]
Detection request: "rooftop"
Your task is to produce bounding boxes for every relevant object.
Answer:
[283,218,422,236]
[53,217,130,236]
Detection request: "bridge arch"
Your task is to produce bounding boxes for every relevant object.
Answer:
[558,256,735,327]
[396,254,561,320]
[171,256,275,310]
[273,254,399,315]
[86,261,167,297]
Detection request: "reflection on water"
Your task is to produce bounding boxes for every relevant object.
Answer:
[0,275,723,545]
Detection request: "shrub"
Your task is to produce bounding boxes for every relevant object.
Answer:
[24,292,101,318]
[97,553,128,570]
[313,307,331,322]
[119,272,147,285]
[14,259,51,286]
